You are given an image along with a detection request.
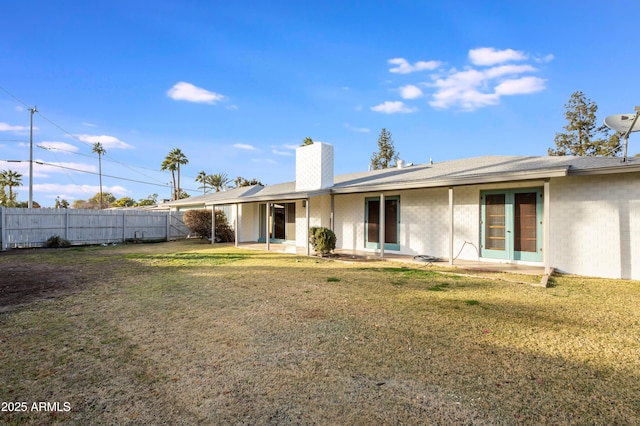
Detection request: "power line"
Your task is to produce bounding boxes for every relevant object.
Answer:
[0,85,31,109]
[34,161,172,188]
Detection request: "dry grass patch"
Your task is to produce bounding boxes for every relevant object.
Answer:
[0,240,639,424]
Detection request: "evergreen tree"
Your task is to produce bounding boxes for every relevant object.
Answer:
[370,128,399,170]
[548,91,621,157]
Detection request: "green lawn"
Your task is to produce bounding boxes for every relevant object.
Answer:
[1,240,639,424]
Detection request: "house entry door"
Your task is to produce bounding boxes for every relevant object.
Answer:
[480,189,542,262]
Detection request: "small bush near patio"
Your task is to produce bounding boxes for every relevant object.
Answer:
[309,226,336,256]
[183,208,234,242]
[0,240,639,424]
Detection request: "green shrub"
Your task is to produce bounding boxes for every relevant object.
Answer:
[44,235,71,248]
[309,226,336,257]
[183,209,235,242]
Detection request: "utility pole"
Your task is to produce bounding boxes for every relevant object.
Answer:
[28,106,37,209]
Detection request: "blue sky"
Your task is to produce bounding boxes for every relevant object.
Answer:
[1,0,639,207]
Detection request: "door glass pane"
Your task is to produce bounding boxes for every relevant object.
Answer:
[273,204,285,240]
[485,194,506,250]
[259,204,266,240]
[285,203,296,240]
[385,199,398,244]
[514,193,537,252]
[367,200,379,243]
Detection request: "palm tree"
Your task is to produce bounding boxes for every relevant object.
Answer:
[92,142,107,209]
[1,169,23,205]
[195,171,209,194]
[161,158,178,200]
[162,148,189,200]
[301,136,313,146]
[206,172,230,192]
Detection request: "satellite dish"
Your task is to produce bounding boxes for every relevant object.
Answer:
[604,113,640,134]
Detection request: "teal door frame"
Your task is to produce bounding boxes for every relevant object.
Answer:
[480,188,543,262]
[365,196,400,251]
[258,202,296,244]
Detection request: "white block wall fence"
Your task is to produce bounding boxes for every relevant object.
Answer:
[0,208,190,250]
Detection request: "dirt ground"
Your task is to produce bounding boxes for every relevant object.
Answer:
[0,250,90,311]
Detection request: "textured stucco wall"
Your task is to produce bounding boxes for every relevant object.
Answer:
[549,173,640,279]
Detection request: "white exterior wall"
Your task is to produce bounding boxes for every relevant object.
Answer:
[550,173,640,280]
[334,193,366,251]
[398,188,449,256]
[238,203,258,242]
[333,189,455,257]
[294,195,332,249]
[451,186,481,261]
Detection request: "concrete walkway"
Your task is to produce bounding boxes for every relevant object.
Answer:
[234,242,545,277]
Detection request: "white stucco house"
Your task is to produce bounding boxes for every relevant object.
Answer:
[167,143,640,280]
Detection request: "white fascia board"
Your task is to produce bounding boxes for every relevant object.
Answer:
[330,167,570,194]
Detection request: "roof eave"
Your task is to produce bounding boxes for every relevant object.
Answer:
[330,167,570,194]
[567,163,640,176]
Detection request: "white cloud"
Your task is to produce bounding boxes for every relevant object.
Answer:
[399,84,423,100]
[233,143,257,150]
[534,54,555,63]
[36,141,80,153]
[388,58,442,74]
[272,149,293,156]
[282,144,299,150]
[226,105,239,110]
[82,122,97,127]
[167,81,225,104]
[469,47,528,66]
[15,106,24,112]
[482,64,538,80]
[33,183,129,197]
[344,123,371,133]
[427,53,547,110]
[370,101,418,114]
[494,76,546,95]
[75,134,134,150]
[0,122,29,132]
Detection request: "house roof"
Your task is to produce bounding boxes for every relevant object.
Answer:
[165,155,640,207]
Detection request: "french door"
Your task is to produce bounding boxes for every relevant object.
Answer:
[480,189,542,262]
[365,196,400,250]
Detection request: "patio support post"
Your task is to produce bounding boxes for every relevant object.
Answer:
[379,193,385,258]
[449,186,454,266]
[306,198,310,256]
[266,202,270,251]
[330,194,335,231]
[543,180,551,275]
[211,205,216,245]
[234,203,239,248]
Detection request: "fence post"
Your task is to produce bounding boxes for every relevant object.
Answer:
[65,208,69,241]
[1,207,6,251]
[167,211,171,241]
